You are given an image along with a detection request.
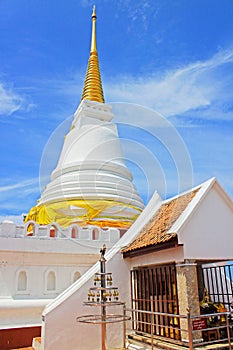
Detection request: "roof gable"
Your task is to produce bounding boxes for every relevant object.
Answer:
[122,187,199,257]
[122,177,233,260]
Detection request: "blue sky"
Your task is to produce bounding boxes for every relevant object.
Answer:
[0,0,232,221]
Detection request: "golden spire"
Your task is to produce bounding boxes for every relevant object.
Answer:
[81,6,105,103]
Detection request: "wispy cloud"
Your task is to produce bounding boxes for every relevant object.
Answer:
[27,49,233,123]
[0,177,41,215]
[80,0,92,7]
[0,81,37,118]
[114,0,158,33]
[0,82,23,115]
[105,49,233,120]
[0,178,40,222]
[0,177,39,193]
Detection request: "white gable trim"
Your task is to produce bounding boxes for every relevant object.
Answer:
[167,177,216,235]
[213,180,233,209]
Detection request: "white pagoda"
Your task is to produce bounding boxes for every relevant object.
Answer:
[25,6,144,230]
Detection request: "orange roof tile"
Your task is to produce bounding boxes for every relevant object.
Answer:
[11,337,41,350]
[123,188,199,255]
[11,348,34,350]
[34,337,41,343]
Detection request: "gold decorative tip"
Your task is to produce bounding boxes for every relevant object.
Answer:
[91,5,97,53]
[81,6,105,103]
[92,5,96,19]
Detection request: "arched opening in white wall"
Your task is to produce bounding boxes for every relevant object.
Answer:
[24,221,36,236]
[17,270,27,291]
[47,271,56,291]
[73,271,81,283]
[71,226,78,239]
[92,228,99,240]
[50,225,57,238]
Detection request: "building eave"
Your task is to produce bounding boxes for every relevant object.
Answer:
[122,236,179,258]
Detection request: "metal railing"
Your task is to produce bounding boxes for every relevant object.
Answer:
[188,311,232,350]
[125,307,233,349]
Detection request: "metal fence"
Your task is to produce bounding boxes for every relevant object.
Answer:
[125,307,233,349]
[202,263,233,311]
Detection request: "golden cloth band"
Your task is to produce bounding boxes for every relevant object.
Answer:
[25,199,142,229]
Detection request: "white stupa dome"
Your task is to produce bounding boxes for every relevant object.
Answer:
[25,8,144,229]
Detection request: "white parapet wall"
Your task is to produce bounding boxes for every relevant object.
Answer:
[0,221,122,330]
[0,299,52,329]
[0,220,121,244]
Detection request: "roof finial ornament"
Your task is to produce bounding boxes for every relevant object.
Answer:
[91,5,97,53]
[81,5,105,103]
[92,5,96,18]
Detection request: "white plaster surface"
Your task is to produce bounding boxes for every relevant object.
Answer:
[177,180,233,260]
[0,221,121,329]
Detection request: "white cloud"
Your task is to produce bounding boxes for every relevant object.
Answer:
[0,83,23,115]
[34,49,233,123]
[0,177,41,214]
[80,0,93,8]
[105,49,233,120]
[0,177,39,193]
[0,81,37,118]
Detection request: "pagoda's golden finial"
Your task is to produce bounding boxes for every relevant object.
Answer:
[91,5,97,53]
[81,6,105,103]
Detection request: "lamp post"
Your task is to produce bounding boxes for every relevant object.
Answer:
[77,245,130,350]
[100,245,107,350]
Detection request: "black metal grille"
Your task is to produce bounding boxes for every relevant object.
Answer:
[202,262,233,310]
[131,263,180,340]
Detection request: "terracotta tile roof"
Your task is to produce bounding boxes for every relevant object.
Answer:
[123,188,199,255]
[11,337,41,350]
[34,337,41,343]
[11,348,34,350]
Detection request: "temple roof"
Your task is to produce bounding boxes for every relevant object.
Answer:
[122,187,199,257]
[81,6,105,103]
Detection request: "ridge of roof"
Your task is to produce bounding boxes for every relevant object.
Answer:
[163,177,216,204]
[167,177,217,235]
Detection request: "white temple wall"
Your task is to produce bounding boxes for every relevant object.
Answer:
[0,258,94,299]
[42,251,131,350]
[178,183,233,260]
[0,222,121,246]
[0,299,51,329]
[0,222,122,329]
[0,245,98,328]
[128,246,185,269]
